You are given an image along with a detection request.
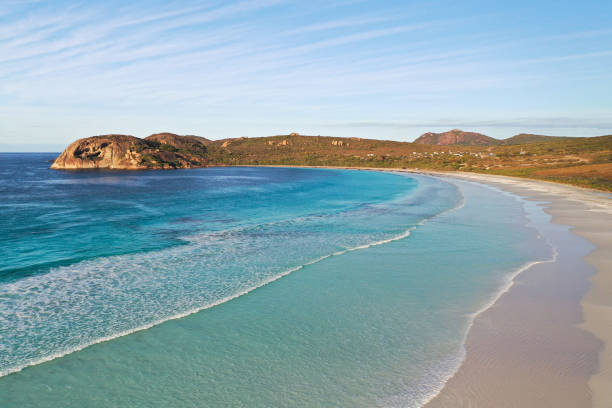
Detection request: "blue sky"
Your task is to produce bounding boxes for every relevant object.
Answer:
[1,0,611,150]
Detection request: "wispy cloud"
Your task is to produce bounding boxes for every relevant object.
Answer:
[539,28,612,42]
[284,15,393,35]
[518,50,612,65]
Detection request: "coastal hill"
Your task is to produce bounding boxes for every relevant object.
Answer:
[51,133,210,170]
[52,131,612,191]
[414,129,499,146]
[145,132,211,149]
[500,133,570,145]
[414,129,571,146]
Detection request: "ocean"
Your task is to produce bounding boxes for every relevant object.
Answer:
[0,153,551,407]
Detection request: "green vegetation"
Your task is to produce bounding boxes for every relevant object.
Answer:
[158,144,179,152]
[500,133,571,145]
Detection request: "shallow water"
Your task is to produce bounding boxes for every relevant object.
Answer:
[0,154,551,407]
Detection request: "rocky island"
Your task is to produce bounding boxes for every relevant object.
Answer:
[51,133,211,170]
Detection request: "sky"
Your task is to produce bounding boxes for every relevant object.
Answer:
[1,0,611,151]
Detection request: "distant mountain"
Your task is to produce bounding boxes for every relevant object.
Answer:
[414,129,500,146]
[414,129,573,146]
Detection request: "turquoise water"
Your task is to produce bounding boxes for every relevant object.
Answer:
[0,154,551,407]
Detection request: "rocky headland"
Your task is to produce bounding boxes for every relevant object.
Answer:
[51,133,210,170]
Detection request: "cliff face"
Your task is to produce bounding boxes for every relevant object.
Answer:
[51,135,148,169]
[51,134,209,170]
[414,129,500,146]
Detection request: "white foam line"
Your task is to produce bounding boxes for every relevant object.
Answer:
[0,196,464,378]
[0,259,309,378]
[416,250,558,408]
[416,178,559,408]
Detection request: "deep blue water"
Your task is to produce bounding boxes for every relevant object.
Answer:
[0,153,551,407]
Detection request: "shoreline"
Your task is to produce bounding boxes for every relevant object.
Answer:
[229,164,612,193]
[415,170,612,407]
[249,165,612,407]
[420,173,608,407]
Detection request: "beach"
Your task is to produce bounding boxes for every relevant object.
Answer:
[416,172,612,407]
